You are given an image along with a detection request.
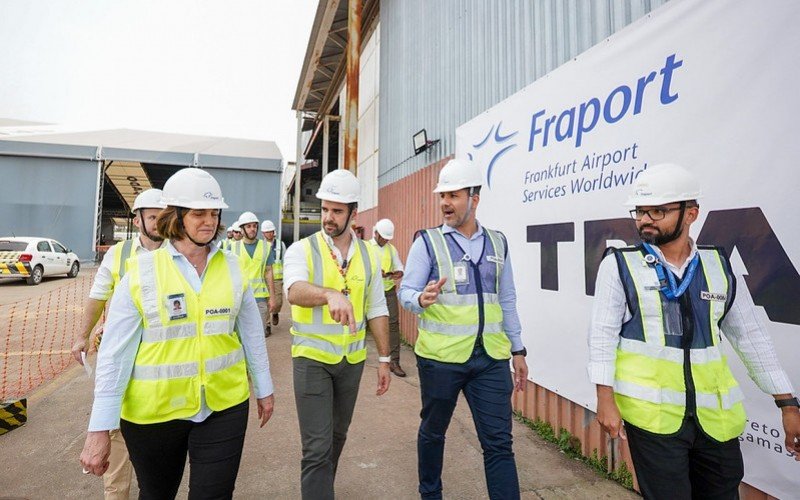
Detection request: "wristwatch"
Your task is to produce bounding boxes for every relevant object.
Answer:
[511,348,527,357]
[378,356,391,364]
[775,397,800,408]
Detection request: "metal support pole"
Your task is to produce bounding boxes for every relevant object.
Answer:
[343,0,361,174]
[322,115,330,178]
[294,111,303,243]
[91,158,104,262]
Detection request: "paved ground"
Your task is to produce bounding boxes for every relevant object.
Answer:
[0,264,96,306]
[0,307,637,499]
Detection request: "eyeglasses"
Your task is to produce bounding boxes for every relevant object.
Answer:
[629,207,682,221]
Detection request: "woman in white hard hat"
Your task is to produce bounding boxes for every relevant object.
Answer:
[80,168,275,499]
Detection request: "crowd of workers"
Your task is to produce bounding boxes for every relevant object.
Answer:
[67,159,797,500]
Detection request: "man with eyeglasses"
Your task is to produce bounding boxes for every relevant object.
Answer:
[587,163,799,499]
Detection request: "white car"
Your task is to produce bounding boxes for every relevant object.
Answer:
[0,237,80,285]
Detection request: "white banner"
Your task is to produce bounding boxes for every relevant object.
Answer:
[456,0,800,497]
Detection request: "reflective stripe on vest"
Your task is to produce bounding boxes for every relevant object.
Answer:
[290,231,374,364]
[371,240,399,291]
[111,239,137,286]
[415,227,511,363]
[271,240,284,280]
[231,240,269,299]
[122,247,249,424]
[613,246,746,442]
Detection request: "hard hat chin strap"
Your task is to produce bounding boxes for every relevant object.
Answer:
[177,208,221,247]
[137,209,164,243]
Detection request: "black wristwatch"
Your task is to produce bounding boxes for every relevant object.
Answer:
[511,348,527,357]
[775,397,800,409]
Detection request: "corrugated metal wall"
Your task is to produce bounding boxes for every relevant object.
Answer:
[378,0,669,187]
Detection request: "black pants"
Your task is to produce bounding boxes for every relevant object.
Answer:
[120,400,249,500]
[625,418,743,500]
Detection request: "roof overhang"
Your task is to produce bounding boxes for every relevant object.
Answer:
[291,0,379,116]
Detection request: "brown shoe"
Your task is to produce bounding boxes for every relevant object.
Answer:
[271,313,279,326]
[390,361,406,377]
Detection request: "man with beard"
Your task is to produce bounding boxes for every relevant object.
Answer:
[231,211,275,336]
[399,158,528,500]
[588,163,799,499]
[72,188,166,500]
[283,169,391,500]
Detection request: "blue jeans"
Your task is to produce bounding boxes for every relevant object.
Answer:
[416,345,519,500]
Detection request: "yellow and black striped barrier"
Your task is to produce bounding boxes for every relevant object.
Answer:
[0,260,31,277]
[0,399,28,435]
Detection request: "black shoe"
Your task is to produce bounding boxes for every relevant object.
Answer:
[265,325,272,338]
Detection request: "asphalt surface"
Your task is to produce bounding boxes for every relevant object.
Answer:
[0,305,637,499]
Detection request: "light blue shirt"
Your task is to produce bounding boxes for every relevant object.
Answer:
[398,221,525,352]
[88,241,274,432]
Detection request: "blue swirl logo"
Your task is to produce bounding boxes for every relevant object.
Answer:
[468,121,518,189]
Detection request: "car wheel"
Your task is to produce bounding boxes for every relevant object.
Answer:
[26,265,44,286]
[67,261,80,278]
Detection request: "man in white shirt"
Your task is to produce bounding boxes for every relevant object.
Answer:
[588,163,799,499]
[71,188,166,500]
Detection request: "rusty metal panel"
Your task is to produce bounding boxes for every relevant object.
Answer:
[378,0,670,187]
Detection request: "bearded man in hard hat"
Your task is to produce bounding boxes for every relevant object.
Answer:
[588,163,799,499]
[261,219,286,327]
[369,218,406,377]
[231,211,276,336]
[72,187,166,500]
[283,168,391,500]
[399,158,529,500]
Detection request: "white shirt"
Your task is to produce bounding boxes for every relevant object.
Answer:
[283,230,388,320]
[369,238,404,272]
[88,242,274,431]
[89,238,165,301]
[587,240,794,395]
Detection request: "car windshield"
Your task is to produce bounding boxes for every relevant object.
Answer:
[0,240,27,251]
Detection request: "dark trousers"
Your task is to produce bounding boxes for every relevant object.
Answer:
[293,356,365,500]
[385,289,401,362]
[416,346,519,500]
[625,417,744,500]
[120,400,249,500]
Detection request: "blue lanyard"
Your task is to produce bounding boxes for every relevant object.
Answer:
[641,243,699,301]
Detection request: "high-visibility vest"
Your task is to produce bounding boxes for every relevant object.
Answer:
[290,231,376,364]
[370,240,399,292]
[231,240,269,299]
[415,227,511,363]
[612,245,746,442]
[110,239,138,287]
[266,239,285,280]
[121,247,249,424]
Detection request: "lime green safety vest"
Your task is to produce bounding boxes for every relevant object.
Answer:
[370,240,399,292]
[290,232,376,364]
[415,227,511,363]
[612,246,746,442]
[265,239,285,281]
[110,239,138,287]
[231,240,269,299]
[121,247,249,424]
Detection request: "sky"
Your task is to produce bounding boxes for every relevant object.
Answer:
[0,0,318,163]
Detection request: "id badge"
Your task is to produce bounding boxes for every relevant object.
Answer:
[453,262,470,285]
[167,293,188,320]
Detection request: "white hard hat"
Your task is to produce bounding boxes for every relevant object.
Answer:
[230,221,242,232]
[160,168,229,209]
[238,211,259,225]
[316,169,360,204]
[131,188,166,213]
[433,158,482,193]
[374,219,395,240]
[261,220,276,232]
[625,163,703,207]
